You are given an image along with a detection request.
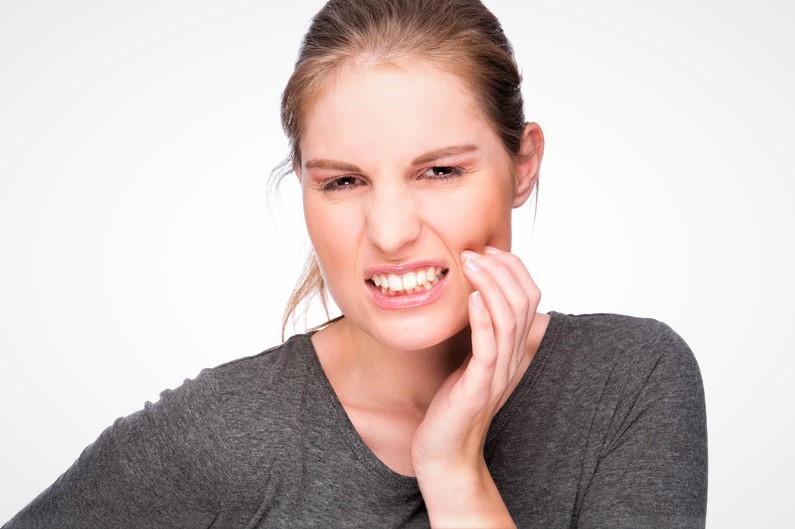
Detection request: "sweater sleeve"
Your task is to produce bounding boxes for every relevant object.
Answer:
[576,322,708,529]
[2,369,231,529]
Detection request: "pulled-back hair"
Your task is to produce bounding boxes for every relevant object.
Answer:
[277,0,526,338]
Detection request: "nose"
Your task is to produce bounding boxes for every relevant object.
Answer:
[365,185,421,255]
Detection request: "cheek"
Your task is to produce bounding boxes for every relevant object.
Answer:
[302,194,365,285]
[304,192,351,248]
[422,187,514,252]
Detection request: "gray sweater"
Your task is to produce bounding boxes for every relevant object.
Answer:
[3,312,708,528]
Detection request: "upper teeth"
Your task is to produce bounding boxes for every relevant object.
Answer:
[371,266,444,295]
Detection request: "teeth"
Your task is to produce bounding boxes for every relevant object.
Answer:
[416,269,427,285]
[370,266,446,296]
[387,274,402,291]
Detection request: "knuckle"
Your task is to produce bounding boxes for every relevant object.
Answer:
[504,252,522,266]
[505,253,527,272]
[528,285,541,301]
[482,348,498,368]
[500,314,517,334]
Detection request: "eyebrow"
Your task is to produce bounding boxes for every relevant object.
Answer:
[303,144,480,173]
[411,144,479,166]
[303,159,362,172]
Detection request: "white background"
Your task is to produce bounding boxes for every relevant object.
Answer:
[1,1,792,526]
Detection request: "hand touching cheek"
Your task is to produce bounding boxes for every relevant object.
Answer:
[410,246,540,528]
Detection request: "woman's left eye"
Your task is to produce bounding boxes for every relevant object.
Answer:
[420,166,463,181]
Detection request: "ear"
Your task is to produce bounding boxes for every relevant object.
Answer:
[512,122,544,208]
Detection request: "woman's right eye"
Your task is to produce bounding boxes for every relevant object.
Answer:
[321,175,362,193]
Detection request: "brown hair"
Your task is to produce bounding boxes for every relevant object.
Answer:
[275,0,526,338]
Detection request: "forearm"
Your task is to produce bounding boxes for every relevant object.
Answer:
[417,462,516,529]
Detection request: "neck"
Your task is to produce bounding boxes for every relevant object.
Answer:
[312,318,472,414]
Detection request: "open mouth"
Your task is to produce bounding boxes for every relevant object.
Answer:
[368,266,449,296]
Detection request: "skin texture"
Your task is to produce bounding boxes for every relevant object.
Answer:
[299,60,547,528]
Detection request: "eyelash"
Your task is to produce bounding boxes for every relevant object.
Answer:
[420,166,464,181]
[321,175,362,193]
[320,166,464,193]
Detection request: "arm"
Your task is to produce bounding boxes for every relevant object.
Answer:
[3,370,230,529]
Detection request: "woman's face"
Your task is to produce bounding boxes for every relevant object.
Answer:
[299,61,537,351]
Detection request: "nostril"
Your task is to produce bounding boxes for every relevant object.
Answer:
[365,212,422,254]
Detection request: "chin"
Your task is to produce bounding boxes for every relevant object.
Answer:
[370,330,460,353]
[361,310,469,352]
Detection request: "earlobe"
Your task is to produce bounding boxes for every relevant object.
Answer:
[512,122,544,208]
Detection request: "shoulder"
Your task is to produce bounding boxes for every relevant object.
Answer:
[206,333,315,390]
[540,312,705,428]
[550,311,690,353]
[128,333,317,460]
[546,311,706,449]
[144,334,311,414]
[192,333,325,434]
[547,311,699,378]
[178,334,318,428]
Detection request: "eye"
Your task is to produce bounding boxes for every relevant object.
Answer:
[321,175,363,192]
[420,166,463,181]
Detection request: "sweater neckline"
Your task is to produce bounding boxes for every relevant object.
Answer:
[295,311,565,488]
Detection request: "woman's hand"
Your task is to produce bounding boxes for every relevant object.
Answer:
[410,246,541,528]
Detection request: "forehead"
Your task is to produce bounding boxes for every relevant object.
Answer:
[300,61,497,166]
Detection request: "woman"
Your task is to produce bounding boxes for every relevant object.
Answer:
[3,0,707,528]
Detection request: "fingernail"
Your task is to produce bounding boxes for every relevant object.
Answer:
[461,250,480,271]
[484,245,502,255]
[470,290,484,309]
[465,258,480,272]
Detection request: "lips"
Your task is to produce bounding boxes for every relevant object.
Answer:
[365,261,450,310]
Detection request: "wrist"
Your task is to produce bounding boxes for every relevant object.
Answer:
[416,462,516,529]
